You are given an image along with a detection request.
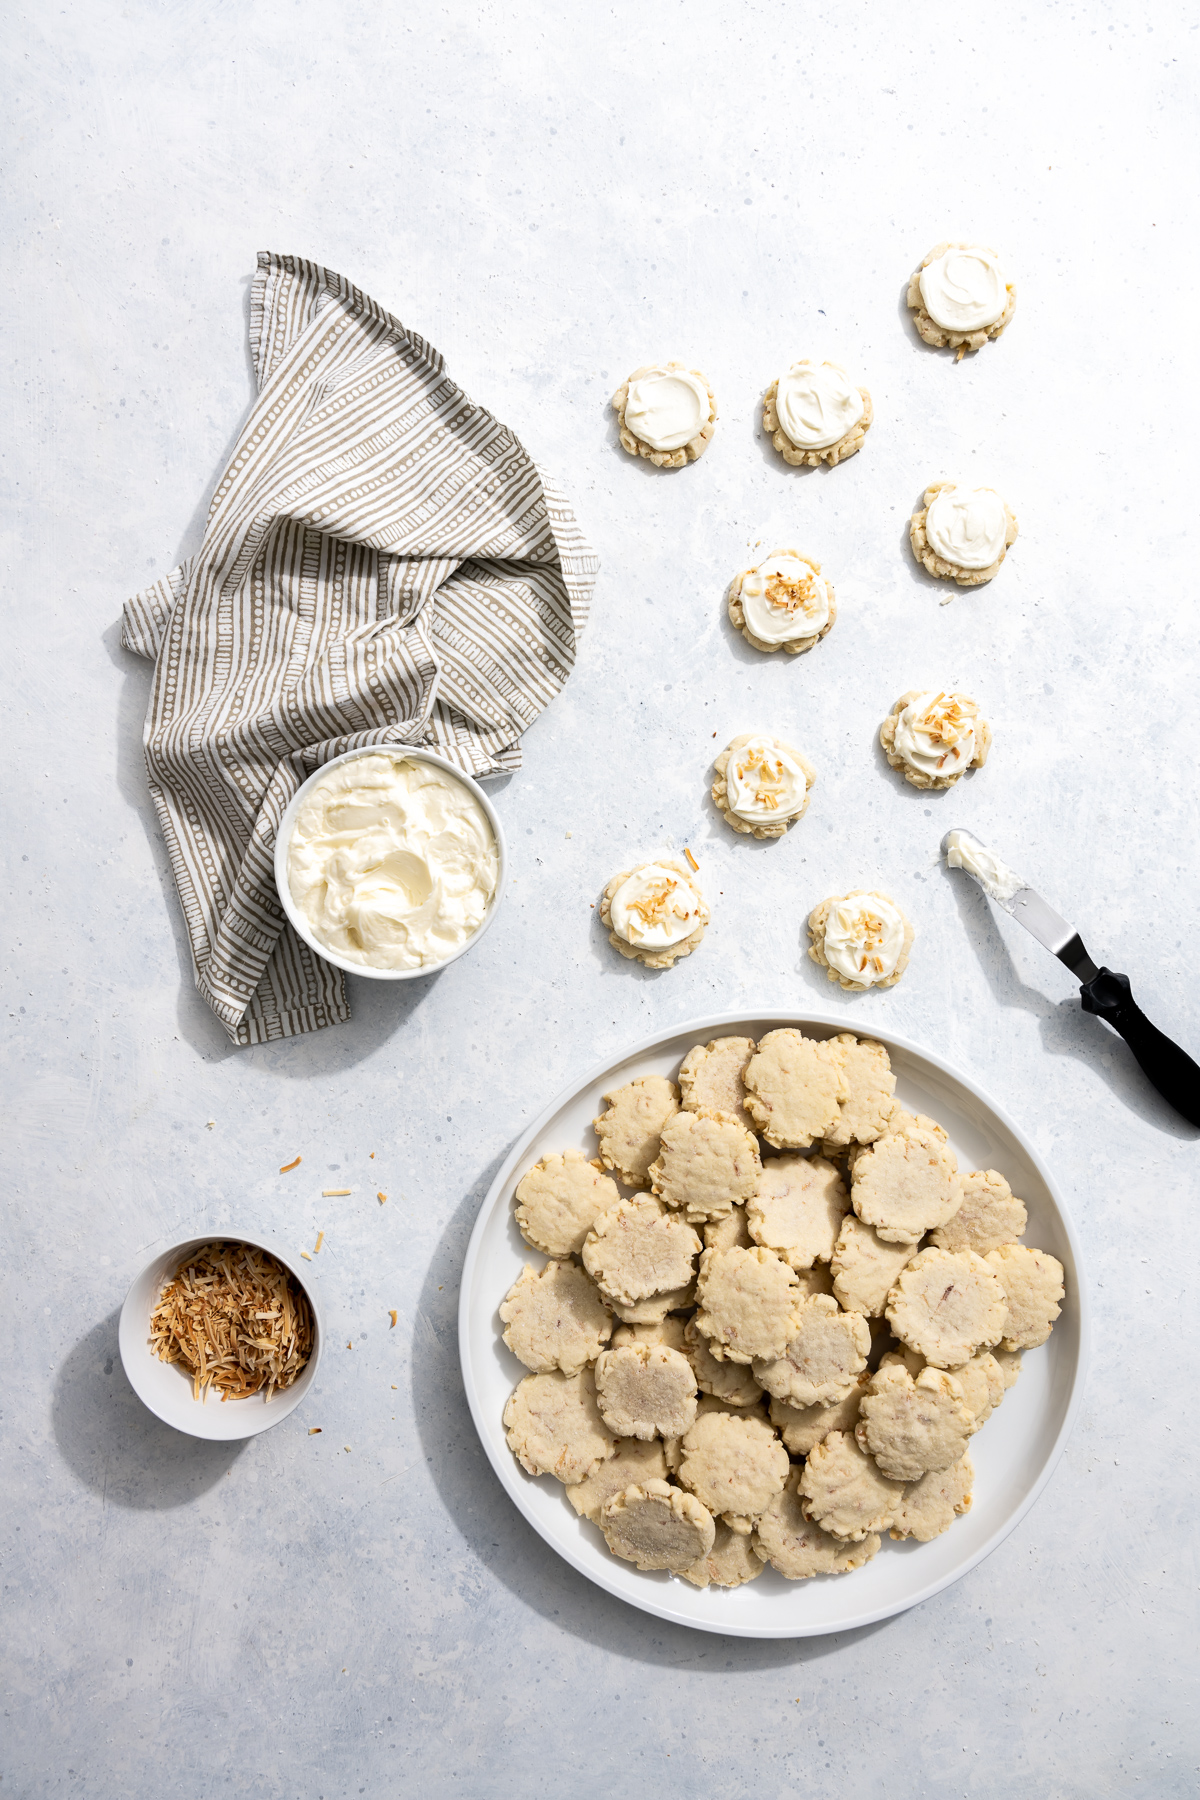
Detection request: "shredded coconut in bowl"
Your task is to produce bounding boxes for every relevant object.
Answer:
[149,1241,314,1402]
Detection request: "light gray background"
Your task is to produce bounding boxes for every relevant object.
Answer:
[3,3,1197,1796]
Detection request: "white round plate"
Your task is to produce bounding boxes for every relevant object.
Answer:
[458,1012,1088,1638]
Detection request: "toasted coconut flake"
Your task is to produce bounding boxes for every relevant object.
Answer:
[313,1231,324,1254]
[389,1309,398,1328]
[322,1188,351,1197]
[280,1156,302,1173]
[309,1427,322,1435]
[148,1241,314,1403]
[300,1250,312,1260]
[684,847,699,872]
[377,1192,387,1203]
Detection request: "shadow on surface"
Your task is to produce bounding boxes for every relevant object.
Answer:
[52,1311,245,1508]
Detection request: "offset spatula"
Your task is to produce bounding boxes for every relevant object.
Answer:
[942,828,1200,1126]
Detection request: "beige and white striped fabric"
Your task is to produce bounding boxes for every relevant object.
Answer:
[123,252,597,1046]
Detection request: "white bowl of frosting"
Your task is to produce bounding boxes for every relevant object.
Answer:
[274,745,507,980]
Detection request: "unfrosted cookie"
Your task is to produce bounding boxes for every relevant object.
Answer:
[822,1035,897,1148]
[704,1206,754,1253]
[612,1315,687,1355]
[889,1453,974,1542]
[711,735,816,839]
[727,549,836,655]
[880,690,992,791]
[600,860,709,969]
[768,1374,869,1455]
[503,1367,615,1484]
[566,1435,669,1523]
[601,1479,716,1571]
[515,1150,622,1258]
[886,1104,949,1144]
[851,1127,963,1245]
[611,363,717,467]
[593,1075,681,1188]
[581,1196,701,1310]
[747,1153,850,1269]
[649,1107,762,1223]
[753,1467,880,1578]
[594,1343,698,1441]
[499,1260,612,1374]
[855,1361,974,1481]
[907,242,1016,356]
[887,1247,1008,1368]
[684,1316,763,1407]
[679,1035,758,1134]
[985,1245,1064,1351]
[677,1409,789,1521]
[682,1518,766,1589]
[931,1170,1028,1256]
[831,1213,919,1317]
[763,359,872,467]
[693,1244,802,1365]
[953,1349,1007,1430]
[743,1029,850,1149]
[808,891,915,992]
[993,1346,1023,1389]
[910,481,1019,588]
[752,1294,871,1408]
[800,1429,903,1542]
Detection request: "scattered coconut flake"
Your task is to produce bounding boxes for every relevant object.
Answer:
[684,846,699,872]
[313,1231,324,1254]
[280,1156,302,1173]
[309,1427,322,1435]
[323,1188,351,1197]
[389,1310,398,1328]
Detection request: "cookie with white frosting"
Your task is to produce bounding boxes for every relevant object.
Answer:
[880,690,992,791]
[599,857,709,968]
[712,733,816,839]
[762,358,873,466]
[807,890,915,992]
[727,549,836,655]
[907,242,1016,357]
[611,362,717,467]
[910,481,1019,588]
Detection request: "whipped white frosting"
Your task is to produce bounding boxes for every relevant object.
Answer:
[944,831,1024,904]
[774,359,864,450]
[610,863,704,949]
[822,894,906,986]
[286,753,499,970]
[738,552,830,644]
[918,246,1008,333]
[725,736,811,823]
[893,692,979,778]
[623,366,710,452]
[924,485,1007,570]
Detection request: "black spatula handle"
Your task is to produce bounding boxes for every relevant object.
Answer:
[1080,968,1200,1126]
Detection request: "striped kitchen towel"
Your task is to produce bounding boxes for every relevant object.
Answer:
[122,252,597,1046]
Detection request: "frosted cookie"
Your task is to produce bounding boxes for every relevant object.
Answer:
[679,1035,758,1134]
[747,1153,850,1269]
[985,1244,1065,1350]
[753,1467,880,1578]
[910,481,1018,588]
[594,1343,698,1441]
[581,1196,701,1311]
[503,1367,615,1484]
[880,690,992,791]
[907,242,1015,356]
[752,1294,871,1408]
[799,1429,903,1541]
[566,1435,670,1523]
[822,1035,897,1149]
[684,1316,763,1408]
[808,891,915,992]
[931,1169,1028,1256]
[677,1409,789,1522]
[649,1107,762,1224]
[855,1361,973,1481]
[611,363,717,468]
[499,1260,612,1375]
[762,359,873,467]
[887,1247,1008,1368]
[600,859,709,969]
[593,1074,681,1188]
[693,1244,802,1365]
[514,1149,622,1258]
[704,1207,754,1253]
[712,734,816,839]
[601,1479,716,1571]
[682,1518,765,1589]
[993,1346,1023,1389]
[831,1214,919,1317]
[743,1028,850,1150]
[889,1454,974,1542]
[727,549,836,655]
[768,1375,869,1456]
[851,1126,963,1245]
[953,1348,1007,1430]
[612,1315,687,1354]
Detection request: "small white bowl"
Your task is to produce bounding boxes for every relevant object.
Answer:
[272,743,508,981]
[118,1233,323,1441]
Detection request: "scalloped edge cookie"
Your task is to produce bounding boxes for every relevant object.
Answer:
[726,552,837,655]
[611,363,718,468]
[711,734,816,840]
